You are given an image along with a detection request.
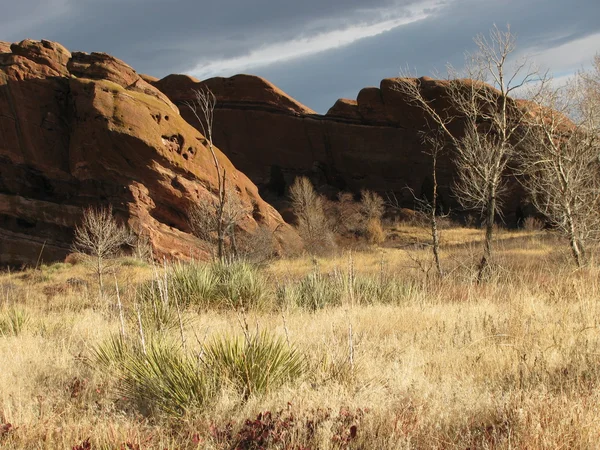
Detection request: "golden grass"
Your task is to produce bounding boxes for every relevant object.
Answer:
[1,228,599,448]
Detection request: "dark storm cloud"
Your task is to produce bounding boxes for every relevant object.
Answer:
[250,0,600,111]
[1,0,422,75]
[1,0,599,112]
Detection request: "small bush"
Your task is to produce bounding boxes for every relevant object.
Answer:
[0,308,29,337]
[204,330,307,400]
[138,261,269,310]
[294,271,343,311]
[289,176,336,255]
[119,257,149,268]
[238,225,278,264]
[93,336,214,416]
[211,261,270,310]
[523,216,544,231]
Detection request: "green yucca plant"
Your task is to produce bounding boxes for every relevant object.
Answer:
[135,296,184,336]
[138,261,270,310]
[92,334,133,370]
[137,262,219,308]
[211,261,270,310]
[204,330,307,400]
[0,308,30,337]
[93,336,214,416]
[352,275,398,305]
[169,262,219,307]
[119,341,213,416]
[294,271,343,311]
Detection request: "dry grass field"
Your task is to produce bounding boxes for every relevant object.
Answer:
[1,226,599,449]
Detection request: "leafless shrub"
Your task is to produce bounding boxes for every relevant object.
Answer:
[289,177,336,255]
[72,205,133,296]
[359,190,384,222]
[188,186,249,261]
[238,225,278,265]
[522,216,544,232]
[132,230,153,262]
[364,219,385,245]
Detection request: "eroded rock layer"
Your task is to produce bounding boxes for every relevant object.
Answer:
[0,40,295,266]
[153,74,528,224]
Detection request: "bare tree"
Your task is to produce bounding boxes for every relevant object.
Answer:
[73,205,132,296]
[421,132,446,277]
[395,25,544,279]
[360,190,386,245]
[521,70,600,266]
[289,176,335,254]
[186,87,229,261]
[188,186,248,260]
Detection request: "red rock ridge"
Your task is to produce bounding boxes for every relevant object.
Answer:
[0,40,297,266]
[152,74,530,224]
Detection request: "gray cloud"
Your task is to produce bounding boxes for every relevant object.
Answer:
[1,0,599,112]
[2,0,421,74]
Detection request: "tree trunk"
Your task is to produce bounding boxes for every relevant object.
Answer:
[216,170,227,262]
[477,194,496,281]
[97,255,104,298]
[565,207,584,268]
[431,153,443,278]
[569,235,583,268]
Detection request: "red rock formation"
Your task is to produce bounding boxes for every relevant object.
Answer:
[0,40,296,266]
[153,74,530,224]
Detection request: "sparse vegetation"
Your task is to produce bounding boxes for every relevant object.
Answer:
[2,225,600,448]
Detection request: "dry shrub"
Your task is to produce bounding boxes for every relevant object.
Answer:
[64,252,87,265]
[289,177,336,255]
[365,218,385,245]
[238,225,277,264]
[334,192,363,234]
[523,216,544,231]
[360,190,384,222]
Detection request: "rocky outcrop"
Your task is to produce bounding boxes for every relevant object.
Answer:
[0,40,296,266]
[153,74,529,224]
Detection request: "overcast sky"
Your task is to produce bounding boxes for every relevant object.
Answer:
[2,0,599,112]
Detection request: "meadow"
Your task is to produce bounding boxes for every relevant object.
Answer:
[1,224,599,449]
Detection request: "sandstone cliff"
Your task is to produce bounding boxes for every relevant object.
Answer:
[153,74,529,224]
[0,40,296,266]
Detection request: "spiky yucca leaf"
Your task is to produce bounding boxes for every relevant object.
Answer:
[118,341,214,416]
[295,271,343,311]
[211,261,270,310]
[92,334,132,370]
[204,330,307,399]
[0,308,30,337]
[93,336,214,416]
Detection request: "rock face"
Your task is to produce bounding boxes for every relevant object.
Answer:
[0,40,296,266]
[153,74,529,224]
